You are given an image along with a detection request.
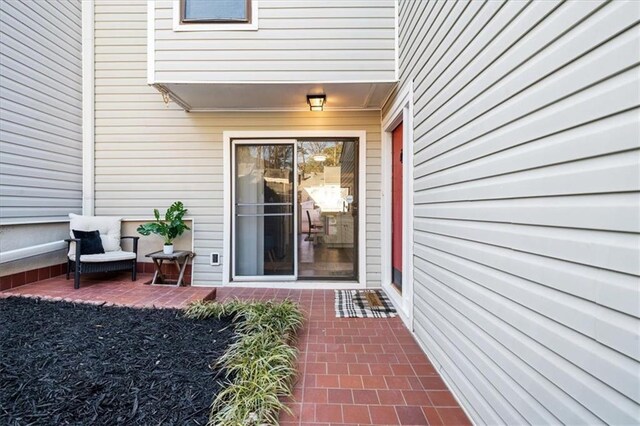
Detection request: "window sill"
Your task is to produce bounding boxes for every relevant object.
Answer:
[173,21,258,31]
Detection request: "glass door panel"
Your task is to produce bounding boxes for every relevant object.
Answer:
[233,144,294,278]
[297,140,358,279]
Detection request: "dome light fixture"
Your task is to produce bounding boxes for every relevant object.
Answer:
[307,94,326,112]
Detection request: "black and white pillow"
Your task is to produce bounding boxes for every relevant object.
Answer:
[72,229,105,255]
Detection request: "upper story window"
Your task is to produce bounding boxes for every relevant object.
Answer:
[181,0,251,23]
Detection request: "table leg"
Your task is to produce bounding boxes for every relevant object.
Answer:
[176,257,189,286]
[151,258,165,284]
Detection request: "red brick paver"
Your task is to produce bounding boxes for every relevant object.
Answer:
[1,273,472,425]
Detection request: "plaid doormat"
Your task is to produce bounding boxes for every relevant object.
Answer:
[335,289,397,318]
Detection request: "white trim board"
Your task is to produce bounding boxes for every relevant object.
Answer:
[147,0,155,84]
[0,241,67,264]
[0,219,71,226]
[214,281,363,290]
[381,82,415,330]
[222,130,367,289]
[186,107,383,113]
[153,79,398,85]
[81,0,95,215]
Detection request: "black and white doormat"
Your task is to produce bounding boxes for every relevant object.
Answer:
[335,289,397,318]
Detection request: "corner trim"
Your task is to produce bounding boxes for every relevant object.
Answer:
[394,0,399,81]
[82,0,95,215]
[147,0,155,84]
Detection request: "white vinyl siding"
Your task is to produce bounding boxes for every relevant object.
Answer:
[150,0,396,82]
[0,0,83,223]
[94,0,382,286]
[386,0,640,424]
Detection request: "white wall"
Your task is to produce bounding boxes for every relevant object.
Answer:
[0,0,83,223]
[150,0,396,82]
[386,0,640,424]
[0,0,82,274]
[94,0,382,286]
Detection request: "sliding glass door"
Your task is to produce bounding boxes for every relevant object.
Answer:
[233,142,295,279]
[232,139,358,281]
[297,140,358,280]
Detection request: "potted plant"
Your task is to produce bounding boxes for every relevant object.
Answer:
[137,201,190,254]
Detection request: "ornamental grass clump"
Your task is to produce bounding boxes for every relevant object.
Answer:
[184,299,304,426]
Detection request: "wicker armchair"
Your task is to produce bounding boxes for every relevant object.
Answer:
[65,214,139,289]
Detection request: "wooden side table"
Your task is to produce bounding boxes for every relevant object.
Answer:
[145,250,194,286]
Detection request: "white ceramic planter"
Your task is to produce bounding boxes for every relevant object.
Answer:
[163,244,174,255]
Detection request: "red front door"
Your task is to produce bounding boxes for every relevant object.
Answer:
[392,123,403,290]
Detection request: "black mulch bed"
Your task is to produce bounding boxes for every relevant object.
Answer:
[0,297,235,425]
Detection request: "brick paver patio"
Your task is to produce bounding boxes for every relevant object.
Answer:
[1,273,471,426]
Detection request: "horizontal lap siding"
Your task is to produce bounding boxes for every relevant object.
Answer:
[390,0,640,424]
[0,0,82,222]
[151,0,396,82]
[94,0,382,286]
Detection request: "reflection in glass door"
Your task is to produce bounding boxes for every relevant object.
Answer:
[297,140,358,279]
[233,143,295,279]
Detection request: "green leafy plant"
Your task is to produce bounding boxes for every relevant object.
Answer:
[137,201,190,245]
[185,299,304,426]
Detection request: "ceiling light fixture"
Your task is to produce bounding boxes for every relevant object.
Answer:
[307,94,326,112]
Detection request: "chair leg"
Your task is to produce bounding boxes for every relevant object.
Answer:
[131,261,137,281]
[74,263,81,289]
[66,259,71,279]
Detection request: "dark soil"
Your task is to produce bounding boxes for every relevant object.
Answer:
[0,297,235,425]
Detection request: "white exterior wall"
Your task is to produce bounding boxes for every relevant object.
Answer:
[0,0,83,223]
[94,0,382,286]
[150,0,396,82]
[0,0,82,274]
[386,0,640,424]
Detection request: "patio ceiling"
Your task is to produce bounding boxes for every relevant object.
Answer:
[152,82,397,112]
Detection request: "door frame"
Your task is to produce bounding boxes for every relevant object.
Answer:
[381,82,414,329]
[222,130,367,289]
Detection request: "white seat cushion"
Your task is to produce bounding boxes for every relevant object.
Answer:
[68,213,123,257]
[69,250,136,263]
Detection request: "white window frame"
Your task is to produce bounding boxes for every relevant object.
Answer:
[172,0,259,31]
[223,131,367,289]
[381,82,414,330]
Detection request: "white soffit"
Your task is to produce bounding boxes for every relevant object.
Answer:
[156,82,396,111]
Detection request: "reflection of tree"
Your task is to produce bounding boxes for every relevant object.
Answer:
[263,145,292,172]
[298,141,343,177]
[237,145,293,203]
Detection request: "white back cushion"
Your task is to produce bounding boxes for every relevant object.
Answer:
[69,213,122,254]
